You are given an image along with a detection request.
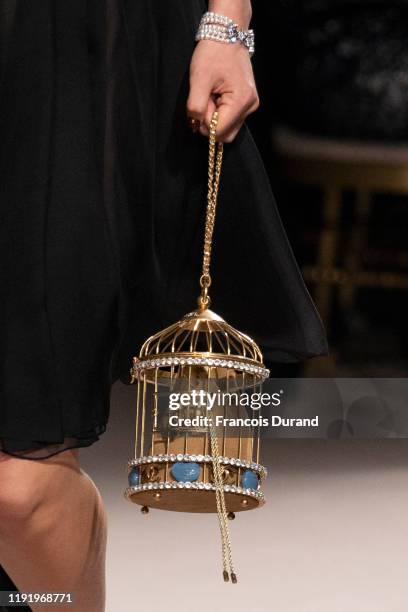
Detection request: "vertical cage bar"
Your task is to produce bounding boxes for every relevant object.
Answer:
[140,371,147,457]
[222,370,226,457]
[151,368,159,454]
[204,367,211,482]
[256,378,262,465]
[165,365,174,481]
[134,372,141,459]
[250,375,254,463]
[183,366,189,455]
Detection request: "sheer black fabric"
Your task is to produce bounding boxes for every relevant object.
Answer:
[0,0,327,460]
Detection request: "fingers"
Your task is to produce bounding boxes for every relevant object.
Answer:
[188,85,259,143]
[215,86,259,143]
[186,71,213,125]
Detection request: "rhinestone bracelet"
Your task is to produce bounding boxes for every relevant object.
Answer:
[199,12,235,27]
[195,11,255,57]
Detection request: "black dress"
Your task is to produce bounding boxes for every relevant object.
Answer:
[0,0,328,460]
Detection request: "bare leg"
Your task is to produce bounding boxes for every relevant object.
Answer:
[0,449,107,611]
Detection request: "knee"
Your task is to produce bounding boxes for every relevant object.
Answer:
[0,457,49,528]
[0,450,80,534]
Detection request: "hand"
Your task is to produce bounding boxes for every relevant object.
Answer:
[187,40,259,143]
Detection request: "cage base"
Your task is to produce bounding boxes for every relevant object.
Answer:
[126,488,262,513]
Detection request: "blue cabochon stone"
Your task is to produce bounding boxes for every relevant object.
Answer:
[128,467,140,487]
[240,469,259,490]
[171,462,201,482]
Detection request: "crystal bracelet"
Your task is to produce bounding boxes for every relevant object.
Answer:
[199,12,235,27]
[195,11,255,57]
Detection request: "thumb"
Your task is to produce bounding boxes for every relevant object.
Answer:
[213,94,243,142]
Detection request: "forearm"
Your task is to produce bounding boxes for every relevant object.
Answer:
[207,0,252,29]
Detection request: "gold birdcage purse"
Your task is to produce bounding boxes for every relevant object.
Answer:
[124,113,269,583]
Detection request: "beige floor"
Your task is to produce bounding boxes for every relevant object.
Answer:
[80,382,408,612]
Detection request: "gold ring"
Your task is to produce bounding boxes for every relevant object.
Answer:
[188,117,201,133]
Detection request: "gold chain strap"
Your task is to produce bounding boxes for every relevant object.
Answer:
[199,112,237,582]
[198,112,224,310]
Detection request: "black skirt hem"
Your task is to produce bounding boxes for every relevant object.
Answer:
[0,423,106,461]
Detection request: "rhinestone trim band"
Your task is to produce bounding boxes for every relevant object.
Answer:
[125,481,265,502]
[132,355,269,380]
[128,454,267,480]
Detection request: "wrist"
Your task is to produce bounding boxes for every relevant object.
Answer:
[207,0,252,29]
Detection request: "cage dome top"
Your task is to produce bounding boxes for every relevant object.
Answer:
[131,307,270,382]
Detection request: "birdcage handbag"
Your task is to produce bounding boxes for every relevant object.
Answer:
[124,112,269,583]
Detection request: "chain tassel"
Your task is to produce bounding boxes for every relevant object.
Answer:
[209,416,237,583]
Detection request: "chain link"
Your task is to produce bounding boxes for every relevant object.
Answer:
[198,112,224,309]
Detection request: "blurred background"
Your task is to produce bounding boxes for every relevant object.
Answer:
[248,0,408,377]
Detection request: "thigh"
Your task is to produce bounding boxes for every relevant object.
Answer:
[0,449,81,501]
